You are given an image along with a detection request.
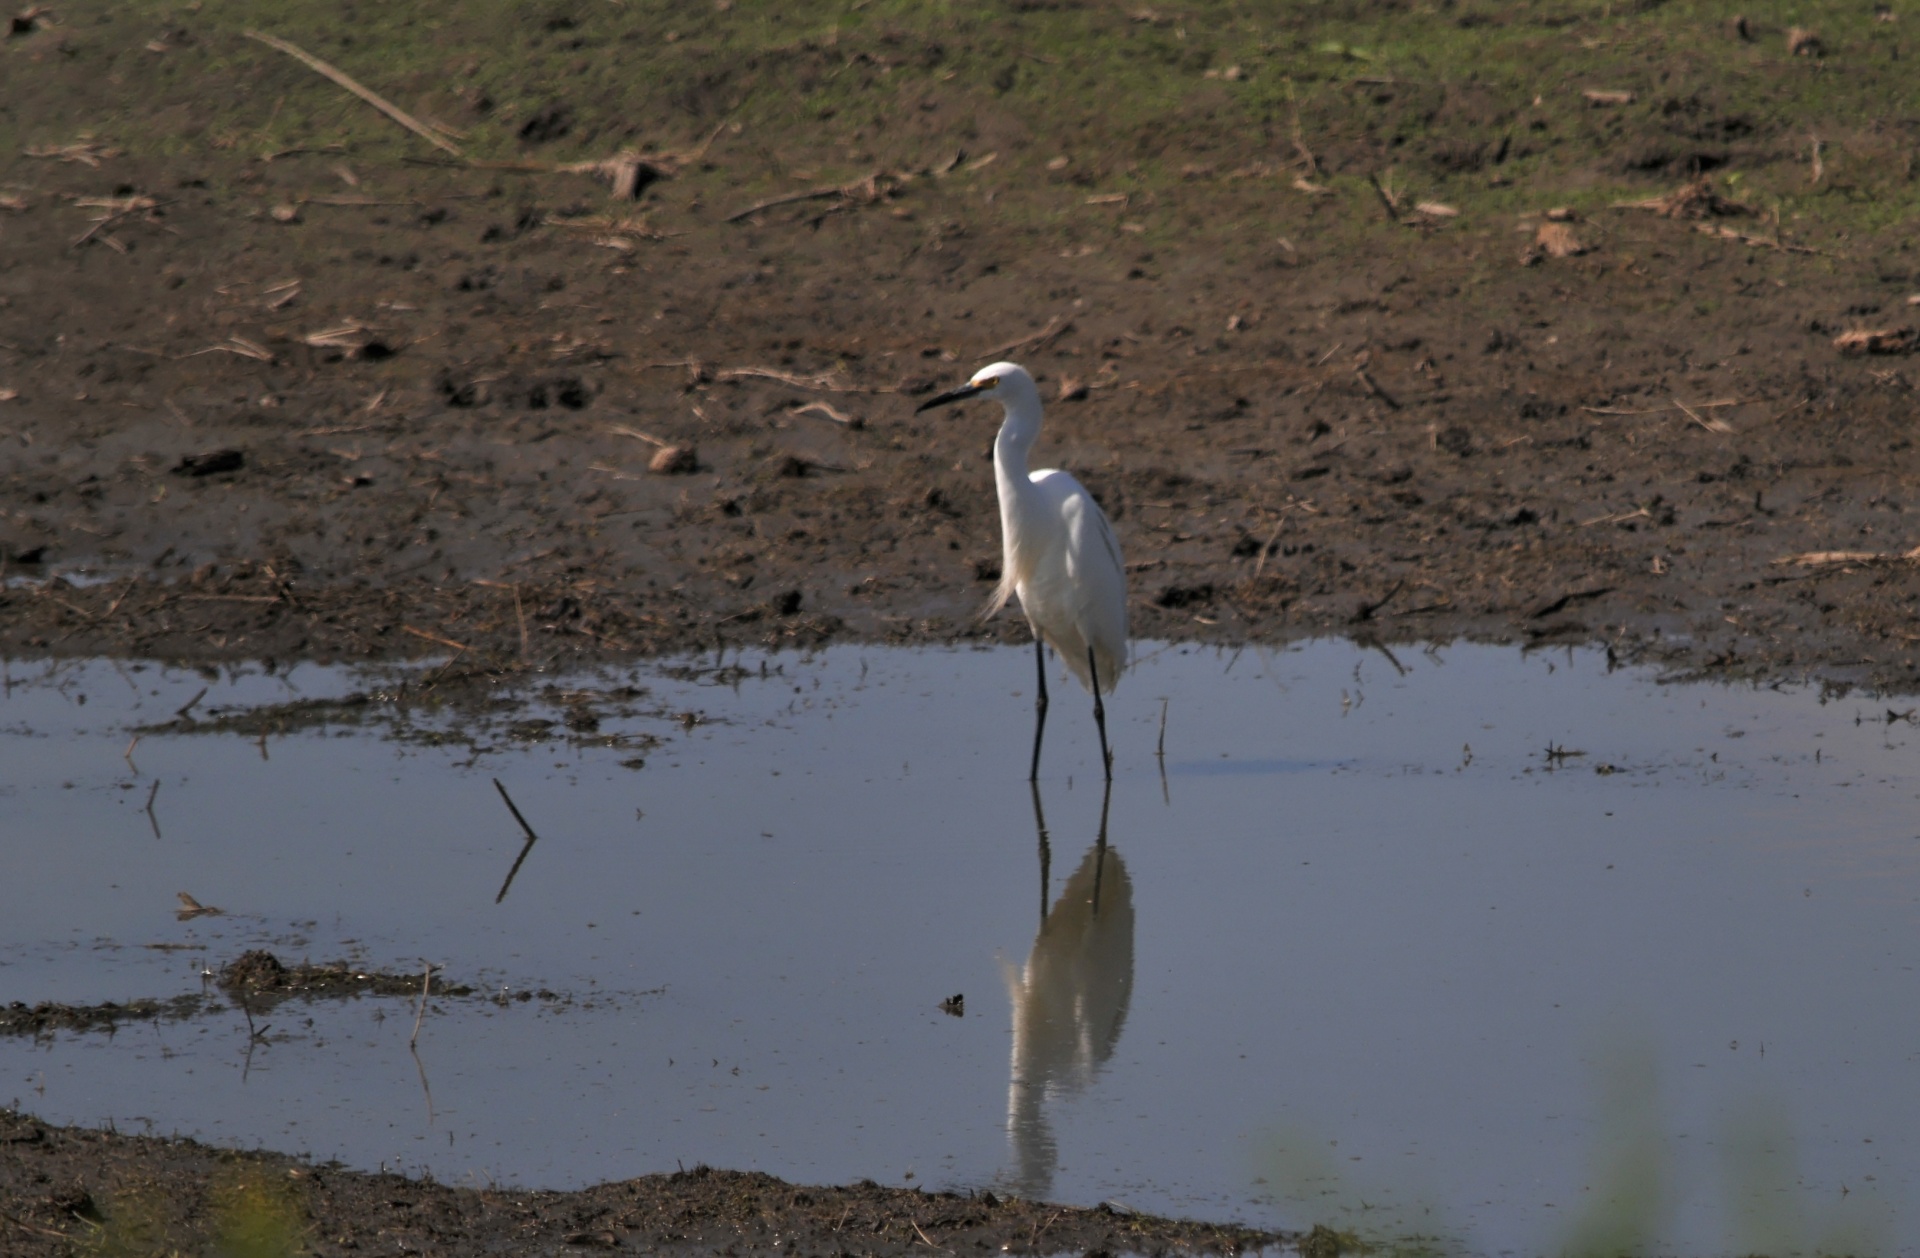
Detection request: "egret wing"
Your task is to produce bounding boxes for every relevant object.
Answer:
[1052,474,1129,690]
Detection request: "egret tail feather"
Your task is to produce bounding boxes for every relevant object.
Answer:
[981,570,1017,622]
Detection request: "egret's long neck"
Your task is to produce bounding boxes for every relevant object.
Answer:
[992,393,1043,501]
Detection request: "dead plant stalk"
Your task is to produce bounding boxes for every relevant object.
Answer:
[244,30,462,157]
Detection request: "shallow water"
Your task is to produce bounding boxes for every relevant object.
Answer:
[4,641,1918,1256]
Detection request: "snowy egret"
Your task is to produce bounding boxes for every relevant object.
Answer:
[915,361,1128,780]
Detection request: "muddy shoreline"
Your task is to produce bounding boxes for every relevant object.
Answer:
[4,150,1920,696]
[0,1110,1296,1258]
[1,960,1299,1255]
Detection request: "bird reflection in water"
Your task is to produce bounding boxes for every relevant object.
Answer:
[1003,780,1134,1199]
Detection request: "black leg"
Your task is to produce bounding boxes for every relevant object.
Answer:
[1088,646,1112,781]
[1090,776,1112,914]
[1029,779,1052,926]
[1029,634,1050,782]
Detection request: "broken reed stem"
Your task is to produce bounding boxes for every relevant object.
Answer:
[409,960,437,1049]
[724,184,852,223]
[1355,366,1401,409]
[240,998,269,1043]
[1672,396,1733,433]
[492,778,540,843]
[1156,698,1168,758]
[1367,171,1401,221]
[494,831,540,904]
[1284,76,1319,176]
[402,624,471,653]
[1251,511,1289,581]
[245,30,463,157]
[792,400,859,427]
[513,585,530,663]
[980,313,1073,361]
[609,424,671,447]
[0,1206,71,1241]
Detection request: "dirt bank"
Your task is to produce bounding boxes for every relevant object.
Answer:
[3,2,1920,694]
[0,1109,1291,1258]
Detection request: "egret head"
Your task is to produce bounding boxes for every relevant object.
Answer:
[914,361,1039,415]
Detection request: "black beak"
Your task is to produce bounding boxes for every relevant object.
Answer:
[914,382,985,414]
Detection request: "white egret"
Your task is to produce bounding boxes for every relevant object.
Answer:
[915,361,1128,780]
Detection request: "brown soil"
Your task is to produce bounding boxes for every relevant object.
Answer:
[0,1109,1286,1258]
[4,108,1920,693]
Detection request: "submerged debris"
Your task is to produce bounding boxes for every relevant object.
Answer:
[218,950,473,1003]
[0,995,209,1038]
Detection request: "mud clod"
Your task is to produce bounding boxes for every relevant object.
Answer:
[170,449,245,477]
[1,996,208,1038]
[518,102,574,144]
[649,444,699,473]
[217,951,472,1003]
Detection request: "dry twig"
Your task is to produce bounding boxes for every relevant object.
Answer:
[182,336,275,363]
[713,365,865,392]
[1367,170,1401,221]
[792,400,861,427]
[26,137,120,166]
[1694,222,1820,254]
[1772,546,1920,567]
[724,171,899,223]
[1613,176,1751,219]
[409,960,441,1049]
[70,193,159,248]
[1834,327,1916,355]
[244,30,462,156]
[980,313,1073,361]
[402,624,471,652]
[1672,396,1733,433]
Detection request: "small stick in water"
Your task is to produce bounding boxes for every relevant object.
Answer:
[492,779,542,903]
[409,960,441,1050]
[493,778,538,843]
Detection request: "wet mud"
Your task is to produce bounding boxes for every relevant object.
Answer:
[0,1113,1285,1258]
[133,672,671,758]
[0,952,476,1040]
[216,949,476,1005]
[0,995,209,1040]
[4,8,1920,697]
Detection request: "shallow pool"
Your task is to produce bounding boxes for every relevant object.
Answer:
[3,640,1916,1256]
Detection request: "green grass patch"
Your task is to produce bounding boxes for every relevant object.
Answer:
[5,2,1915,249]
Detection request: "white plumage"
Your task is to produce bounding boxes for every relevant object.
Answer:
[916,361,1128,778]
